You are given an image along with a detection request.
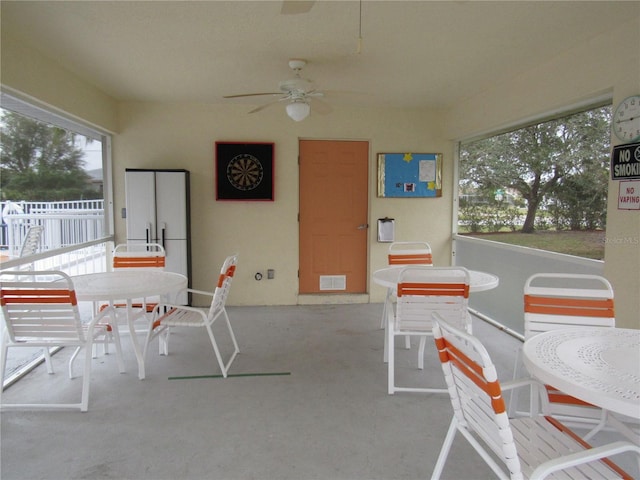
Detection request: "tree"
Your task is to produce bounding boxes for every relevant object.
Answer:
[0,111,100,201]
[459,107,610,233]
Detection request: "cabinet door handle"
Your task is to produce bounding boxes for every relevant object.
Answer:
[160,222,166,249]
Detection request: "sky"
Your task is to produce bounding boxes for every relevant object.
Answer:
[76,136,102,171]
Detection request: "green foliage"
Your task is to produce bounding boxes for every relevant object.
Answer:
[458,202,523,233]
[459,106,611,233]
[463,231,605,260]
[0,111,100,201]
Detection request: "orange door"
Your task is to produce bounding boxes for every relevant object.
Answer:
[299,140,369,293]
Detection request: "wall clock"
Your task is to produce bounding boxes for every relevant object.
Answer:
[613,94,640,143]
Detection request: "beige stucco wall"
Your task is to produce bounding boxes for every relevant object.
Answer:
[113,102,452,306]
[0,34,118,133]
[445,17,640,329]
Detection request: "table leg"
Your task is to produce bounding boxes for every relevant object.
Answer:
[380,288,391,329]
[96,301,127,373]
[606,413,640,445]
[126,300,146,380]
[107,302,126,374]
[383,299,391,363]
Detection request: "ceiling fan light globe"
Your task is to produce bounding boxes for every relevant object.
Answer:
[286,102,310,121]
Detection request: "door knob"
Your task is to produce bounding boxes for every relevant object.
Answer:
[357,224,369,230]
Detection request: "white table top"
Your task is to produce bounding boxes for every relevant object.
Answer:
[71,270,187,302]
[372,266,499,292]
[522,327,640,419]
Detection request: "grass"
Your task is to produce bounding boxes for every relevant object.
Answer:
[461,230,605,260]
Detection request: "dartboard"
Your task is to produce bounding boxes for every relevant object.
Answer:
[226,154,264,191]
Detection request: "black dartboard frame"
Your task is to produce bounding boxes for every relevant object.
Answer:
[215,142,274,201]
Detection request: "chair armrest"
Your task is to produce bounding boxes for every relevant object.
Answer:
[89,304,116,325]
[151,287,214,315]
[185,288,214,298]
[83,305,117,335]
[501,377,550,416]
[530,440,640,479]
[501,377,544,392]
[151,303,207,316]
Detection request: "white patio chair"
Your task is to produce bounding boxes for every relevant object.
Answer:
[18,224,44,258]
[97,242,167,353]
[387,241,433,266]
[381,241,433,357]
[509,273,617,438]
[0,270,122,412]
[430,315,640,480]
[380,241,433,329]
[387,266,470,394]
[143,254,240,378]
[99,242,166,316]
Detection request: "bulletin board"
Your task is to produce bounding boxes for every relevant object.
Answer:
[377,152,442,198]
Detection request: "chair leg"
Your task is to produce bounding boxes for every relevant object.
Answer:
[508,349,523,418]
[383,303,394,363]
[418,336,426,370]
[160,328,169,356]
[80,344,92,412]
[0,338,8,406]
[42,347,54,374]
[223,310,240,358]
[206,309,240,378]
[430,417,458,480]
[68,347,83,379]
[206,324,228,378]
[108,322,125,374]
[387,318,395,394]
[103,336,109,356]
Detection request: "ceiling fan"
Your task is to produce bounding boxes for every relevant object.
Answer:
[223,59,331,121]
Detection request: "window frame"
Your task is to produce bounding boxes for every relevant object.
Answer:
[452,94,613,238]
[0,90,115,240]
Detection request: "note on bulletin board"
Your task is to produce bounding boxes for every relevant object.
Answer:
[377,152,442,198]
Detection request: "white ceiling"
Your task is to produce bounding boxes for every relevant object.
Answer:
[2,1,638,114]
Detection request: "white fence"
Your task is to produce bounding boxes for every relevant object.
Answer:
[1,200,104,257]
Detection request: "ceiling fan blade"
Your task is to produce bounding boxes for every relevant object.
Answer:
[310,97,332,115]
[223,92,280,99]
[280,0,315,14]
[248,99,284,114]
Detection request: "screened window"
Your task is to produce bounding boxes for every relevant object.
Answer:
[0,92,113,255]
[457,105,611,260]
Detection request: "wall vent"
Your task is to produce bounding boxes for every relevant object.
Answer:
[319,275,346,291]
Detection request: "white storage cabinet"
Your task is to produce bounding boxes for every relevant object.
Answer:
[125,169,191,304]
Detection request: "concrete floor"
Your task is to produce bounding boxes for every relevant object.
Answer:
[1,303,637,480]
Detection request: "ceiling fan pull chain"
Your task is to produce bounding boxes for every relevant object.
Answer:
[356,0,363,54]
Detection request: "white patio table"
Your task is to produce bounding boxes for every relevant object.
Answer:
[372,266,499,293]
[523,327,640,443]
[523,327,640,419]
[71,270,188,380]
